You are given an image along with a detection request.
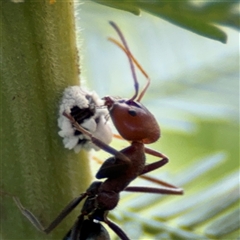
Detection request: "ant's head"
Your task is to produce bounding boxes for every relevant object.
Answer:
[103,96,160,144]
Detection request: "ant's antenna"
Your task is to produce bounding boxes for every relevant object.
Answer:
[109,21,139,101]
[108,37,150,102]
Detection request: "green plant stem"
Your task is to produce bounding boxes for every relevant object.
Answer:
[1,1,91,239]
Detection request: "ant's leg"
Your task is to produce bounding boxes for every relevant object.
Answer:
[63,112,131,166]
[124,186,183,195]
[140,175,181,189]
[77,219,110,240]
[113,133,124,140]
[92,153,177,189]
[93,155,178,189]
[141,147,169,175]
[141,147,183,190]
[92,155,103,165]
[68,215,84,240]
[104,137,178,188]
[104,217,130,240]
[63,216,82,240]
[13,193,87,234]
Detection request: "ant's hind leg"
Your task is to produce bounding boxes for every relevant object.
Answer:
[13,193,87,234]
[140,175,182,189]
[104,217,130,240]
[124,186,183,195]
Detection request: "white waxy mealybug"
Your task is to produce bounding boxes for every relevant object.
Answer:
[58,86,112,153]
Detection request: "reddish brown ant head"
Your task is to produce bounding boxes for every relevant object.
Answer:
[105,22,160,144]
[103,96,160,144]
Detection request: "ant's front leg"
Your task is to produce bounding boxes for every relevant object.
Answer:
[63,112,131,166]
[13,193,87,234]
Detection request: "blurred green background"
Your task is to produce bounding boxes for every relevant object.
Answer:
[75,1,239,239]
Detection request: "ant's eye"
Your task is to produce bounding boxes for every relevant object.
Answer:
[128,109,137,116]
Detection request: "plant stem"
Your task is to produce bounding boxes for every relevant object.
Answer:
[1,1,91,239]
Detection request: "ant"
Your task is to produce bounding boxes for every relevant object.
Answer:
[13,21,183,239]
[14,111,183,239]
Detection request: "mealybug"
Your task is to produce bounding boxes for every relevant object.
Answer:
[58,86,112,153]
